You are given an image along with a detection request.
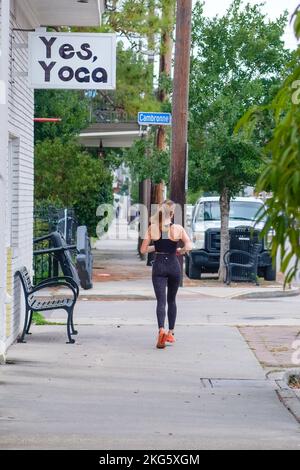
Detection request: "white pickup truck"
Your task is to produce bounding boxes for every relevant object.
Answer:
[186,196,276,281]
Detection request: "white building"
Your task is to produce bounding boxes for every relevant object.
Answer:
[0,0,104,362]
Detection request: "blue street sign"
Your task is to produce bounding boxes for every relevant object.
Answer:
[138,112,172,126]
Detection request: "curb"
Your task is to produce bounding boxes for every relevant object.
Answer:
[77,289,300,301]
[276,388,300,423]
[79,294,155,301]
[268,369,300,424]
[232,289,300,300]
[49,287,300,302]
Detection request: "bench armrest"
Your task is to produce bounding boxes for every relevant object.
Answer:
[224,250,256,264]
[33,245,77,256]
[36,276,79,298]
[32,280,77,302]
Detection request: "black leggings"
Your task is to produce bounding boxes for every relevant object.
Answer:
[152,253,181,330]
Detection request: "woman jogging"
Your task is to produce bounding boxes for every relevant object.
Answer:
[141,200,193,349]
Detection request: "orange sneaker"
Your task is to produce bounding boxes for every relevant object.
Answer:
[165,333,176,343]
[156,330,167,349]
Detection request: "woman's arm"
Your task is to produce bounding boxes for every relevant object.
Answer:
[140,227,156,255]
[176,227,193,255]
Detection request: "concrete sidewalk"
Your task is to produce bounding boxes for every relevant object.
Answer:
[40,245,299,301]
[2,232,299,449]
[87,223,300,300]
[1,293,300,449]
[43,277,299,301]
[42,296,300,327]
[91,232,300,300]
[40,282,300,300]
[79,281,299,300]
[1,321,300,450]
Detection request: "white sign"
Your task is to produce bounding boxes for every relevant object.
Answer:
[28,32,116,90]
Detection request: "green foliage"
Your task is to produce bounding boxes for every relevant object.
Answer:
[34,0,177,232]
[69,1,176,193]
[35,139,113,235]
[189,0,291,197]
[114,42,160,115]
[158,72,173,105]
[32,312,65,326]
[34,83,113,235]
[106,0,175,49]
[108,0,161,37]
[107,133,170,185]
[189,0,291,279]
[88,43,160,117]
[34,90,90,143]
[32,312,48,326]
[72,0,175,116]
[237,8,300,284]
[187,189,203,205]
[190,124,261,197]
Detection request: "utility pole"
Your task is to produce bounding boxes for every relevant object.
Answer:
[170,0,192,223]
[152,0,175,206]
[170,0,192,284]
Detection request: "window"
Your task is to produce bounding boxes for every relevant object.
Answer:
[195,201,264,223]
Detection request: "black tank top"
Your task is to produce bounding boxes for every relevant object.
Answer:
[153,223,179,254]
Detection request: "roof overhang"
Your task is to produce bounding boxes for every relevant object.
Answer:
[18,0,104,28]
[79,123,149,148]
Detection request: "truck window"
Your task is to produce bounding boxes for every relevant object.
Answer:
[195,203,204,222]
[195,201,264,222]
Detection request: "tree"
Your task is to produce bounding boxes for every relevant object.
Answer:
[108,0,161,38]
[87,41,161,119]
[107,0,176,212]
[34,87,113,234]
[106,132,170,193]
[153,0,175,205]
[237,6,300,284]
[34,89,89,143]
[34,3,175,238]
[73,4,161,116]
[189,0,291,280]
[35,139,113,235]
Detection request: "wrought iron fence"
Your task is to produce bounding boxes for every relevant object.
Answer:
[33,206,78,284]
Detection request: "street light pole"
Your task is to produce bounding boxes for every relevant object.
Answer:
[170,0,192,224]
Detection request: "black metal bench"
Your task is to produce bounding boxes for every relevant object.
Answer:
[33,230,93,289]
[33,231,80,284]
[16,266,79,344]
[224,227,261,285]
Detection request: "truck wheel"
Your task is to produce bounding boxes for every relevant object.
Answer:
[188,257,202,280]
[264,265,276,281]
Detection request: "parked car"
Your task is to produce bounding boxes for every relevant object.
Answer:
[185,204,194,228]
[186,196,275,281]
